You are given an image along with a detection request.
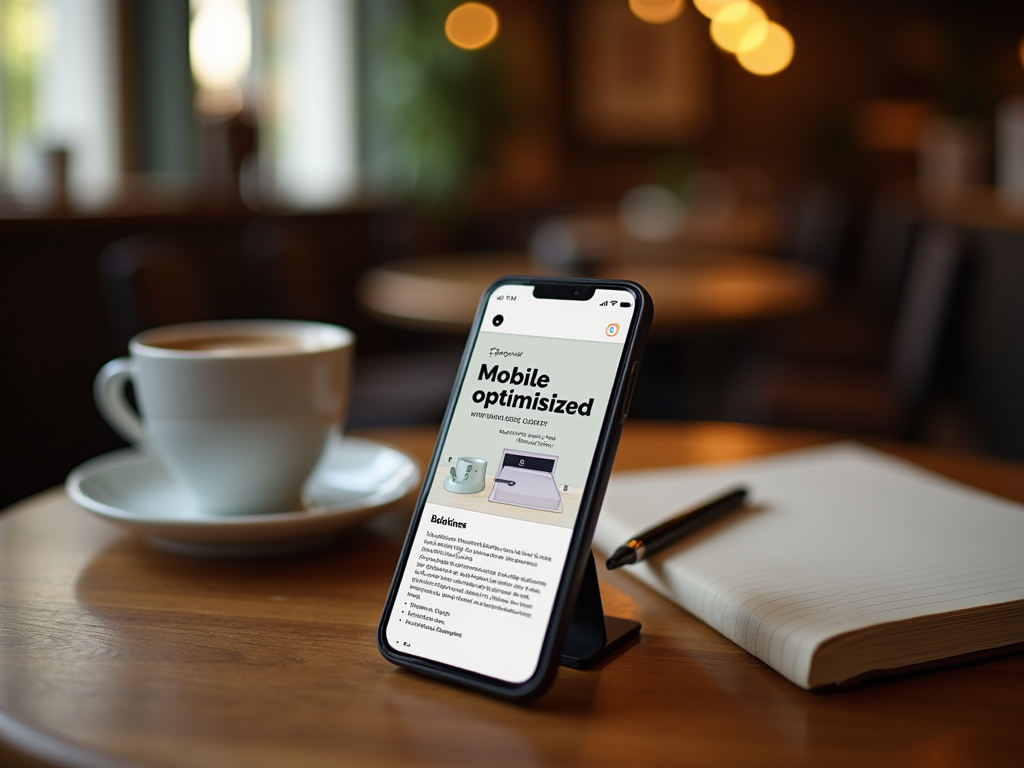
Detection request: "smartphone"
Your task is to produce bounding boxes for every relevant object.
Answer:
[377,276,652,700]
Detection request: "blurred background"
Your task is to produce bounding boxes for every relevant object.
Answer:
[2,0,1023,508]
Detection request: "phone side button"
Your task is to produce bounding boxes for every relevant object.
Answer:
[619,361,641,424]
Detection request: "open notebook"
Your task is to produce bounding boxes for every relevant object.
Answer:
[593,442,1024,689]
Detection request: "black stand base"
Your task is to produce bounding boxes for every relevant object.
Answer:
[559,551,641,669]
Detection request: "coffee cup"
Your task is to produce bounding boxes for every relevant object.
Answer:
[94,320,353,516]
[442,456,487,494]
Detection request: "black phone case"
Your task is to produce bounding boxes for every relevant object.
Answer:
[376,276,653,700]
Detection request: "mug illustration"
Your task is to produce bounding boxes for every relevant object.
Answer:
[442,456,488,494]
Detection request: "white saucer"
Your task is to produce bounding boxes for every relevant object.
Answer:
[65,433,419,557]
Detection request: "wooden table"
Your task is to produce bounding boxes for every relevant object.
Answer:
[2,422,1023,768]
[358,252,826,334]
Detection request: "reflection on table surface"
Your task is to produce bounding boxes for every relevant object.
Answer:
[358,251,826,334]
[2,422,1023,768]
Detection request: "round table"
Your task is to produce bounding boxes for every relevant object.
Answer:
[357,252,826,334]
[2,422,1023,768]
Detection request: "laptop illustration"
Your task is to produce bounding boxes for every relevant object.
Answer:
[488,449,562,512]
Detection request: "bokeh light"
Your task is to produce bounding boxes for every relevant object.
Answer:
[619,185,685,242]
[736,21,793,75]
[710,1,767,53]
[190,0,252,91]
[737,19,768,52]
[445,3,499,50]
[629,0,685,25]
[693,0,741,19]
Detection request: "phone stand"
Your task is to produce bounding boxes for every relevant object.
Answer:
[559,551,641,669]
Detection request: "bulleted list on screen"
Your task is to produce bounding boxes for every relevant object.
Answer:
[386,502,571,683]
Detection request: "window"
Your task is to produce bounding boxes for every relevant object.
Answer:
[0,0,120,211]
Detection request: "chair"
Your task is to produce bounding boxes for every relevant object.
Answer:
[857,191,922,318]
[240,219,460,428]
[241,219,332,320]
[786,181,853,277]
[938,228,1024,459]
[725,223,966,439]
[101,223,461,430]
[750,191,922,371]
[100,233,218,352]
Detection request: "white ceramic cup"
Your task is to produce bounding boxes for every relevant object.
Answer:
[94,320,354,516]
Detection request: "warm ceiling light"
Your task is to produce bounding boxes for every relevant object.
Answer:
[737,19,769,52]
[445,2,499,50]
[693,0,741,19]
[190,0,252,91]
[710,1,767,53]
[629,0,685,25]
[737,21,794,75]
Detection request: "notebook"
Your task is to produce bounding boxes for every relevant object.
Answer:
[593,442,1024,689]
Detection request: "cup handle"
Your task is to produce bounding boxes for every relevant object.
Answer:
[94,357,146,444]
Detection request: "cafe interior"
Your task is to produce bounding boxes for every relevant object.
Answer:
[2,0,1022,510]
[2,1,1024,766]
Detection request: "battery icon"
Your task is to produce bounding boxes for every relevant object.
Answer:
[620,302,631,308]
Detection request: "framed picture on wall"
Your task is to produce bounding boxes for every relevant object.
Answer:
[570,0,713,146]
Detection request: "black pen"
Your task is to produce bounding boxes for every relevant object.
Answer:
[605,486,749,570]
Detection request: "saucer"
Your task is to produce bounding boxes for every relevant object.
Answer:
[442,475,486,494]
[65,433,419,557]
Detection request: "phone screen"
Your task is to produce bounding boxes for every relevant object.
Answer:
[382,282,640,684]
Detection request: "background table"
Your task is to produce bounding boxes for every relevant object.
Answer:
[2,422,1023,768]
[357,253,825,334]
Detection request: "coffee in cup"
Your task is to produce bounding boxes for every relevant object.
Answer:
[95,320,354,516]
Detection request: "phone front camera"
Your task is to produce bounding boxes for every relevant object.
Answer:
[492,315,504,327]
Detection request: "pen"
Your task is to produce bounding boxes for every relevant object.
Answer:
[605,486,749,570]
